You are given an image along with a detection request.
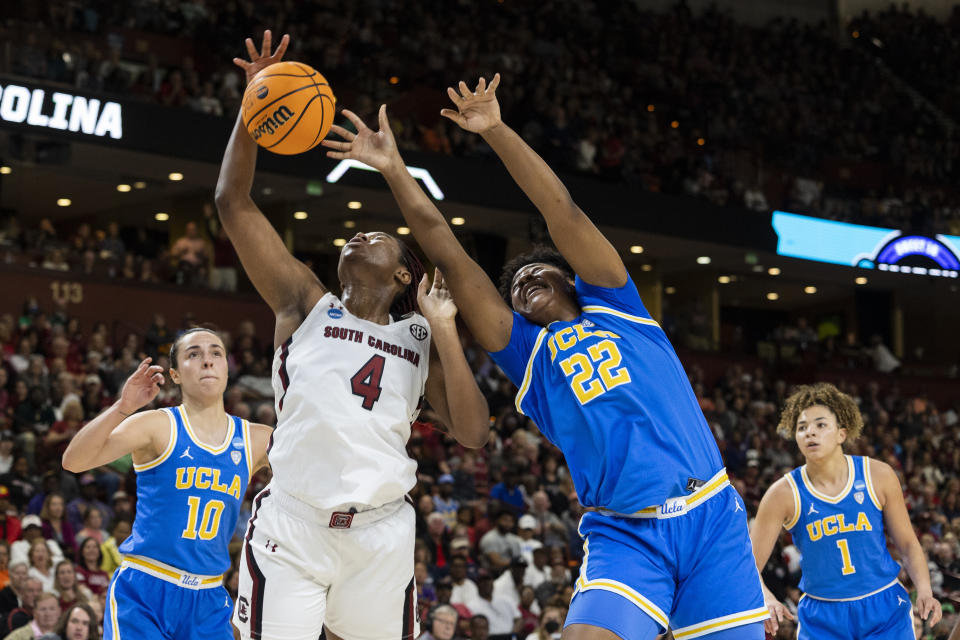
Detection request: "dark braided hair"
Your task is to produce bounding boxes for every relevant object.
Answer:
[498,245,574,306]
[391,237,425,318]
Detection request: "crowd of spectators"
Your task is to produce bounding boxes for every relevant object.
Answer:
[0,203,240,293]
[0,292,958,638]
[3,1,960,235]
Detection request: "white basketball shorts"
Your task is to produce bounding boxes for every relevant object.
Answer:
[234,484,419,640]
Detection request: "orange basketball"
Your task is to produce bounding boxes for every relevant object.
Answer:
[241,61,336,155]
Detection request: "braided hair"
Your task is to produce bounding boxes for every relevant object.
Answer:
[391,237,425,318]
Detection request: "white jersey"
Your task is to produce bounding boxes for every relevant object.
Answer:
[269,293,430,509]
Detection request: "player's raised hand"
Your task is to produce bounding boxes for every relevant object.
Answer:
[323,105,401,172]
[233,30,290,84]
[417,269,458,324]
[762,594,795,636]
[917,592,942,627]
[117,357,165,416]
[441,73,502,134]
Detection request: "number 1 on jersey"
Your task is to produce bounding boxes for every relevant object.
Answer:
[351,355,385,410]
[836,538,856,575]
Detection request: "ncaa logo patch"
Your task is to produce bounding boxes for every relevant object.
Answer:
[232,437,244,449]
[256,85,268,99]
[231,451,242,465]
[328,308,344,319]
[854,491,864,504]
[410,324,428,341]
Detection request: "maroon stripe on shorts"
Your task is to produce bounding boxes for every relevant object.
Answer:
[277,336,293,412]
[401,576,416,639]
[243,488,271,639]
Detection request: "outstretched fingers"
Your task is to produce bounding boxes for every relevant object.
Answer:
[272,33,289,60]
[260,29,272,58]
[340,109,369,133]
[245,37,258,60]
[439,108,464,125]
[488,72,501,94]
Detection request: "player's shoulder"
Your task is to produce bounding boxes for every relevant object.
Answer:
[125,408,172,430]
[864,457,897,488]
[761,473,799,512]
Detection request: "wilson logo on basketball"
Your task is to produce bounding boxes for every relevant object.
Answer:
[251,105,295,142]
[410,324,428,341]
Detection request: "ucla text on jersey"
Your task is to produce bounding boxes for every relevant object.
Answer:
[490,275,723,512]
[120,405,252,576]
[785,456,900,600]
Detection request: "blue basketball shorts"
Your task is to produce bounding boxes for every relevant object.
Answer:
[797,581,914,640]
[568,475,768,640]
[104,556,233,640]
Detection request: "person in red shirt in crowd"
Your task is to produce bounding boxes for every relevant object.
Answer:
[43,400,84,466]
[0,488,21,544]
[74,537,108,597]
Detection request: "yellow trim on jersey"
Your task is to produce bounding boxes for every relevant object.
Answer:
[863,456,883,510]
[133,409,178,472]
[513,327,550,416]
[242,418,254,478]
[108,565,125,639]
[783,473,802,530]
[623,468,729,517]
[803,578,901,602]
[122,554,223,590]
[672,607,769,639]
[575,576,669,629]
[685,469,730,509]
[178,405,231,455]
[800,455,854,504]
[581,305,661,328]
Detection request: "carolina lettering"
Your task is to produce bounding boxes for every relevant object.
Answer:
[175,466,241,500]
[806,512,872,541]
[367,336,421,367]
[251,104,294,141]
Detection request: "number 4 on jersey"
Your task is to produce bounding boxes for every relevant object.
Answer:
[351,355,385,410]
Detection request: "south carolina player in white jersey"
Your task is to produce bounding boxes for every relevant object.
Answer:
[216,31,491,640]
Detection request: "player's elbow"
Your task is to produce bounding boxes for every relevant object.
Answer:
[454,420,490,449]
[61,451,85,474]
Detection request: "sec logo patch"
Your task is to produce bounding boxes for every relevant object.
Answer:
[410,324,428,341]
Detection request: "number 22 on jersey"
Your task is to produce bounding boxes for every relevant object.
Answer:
[547,324,631,405]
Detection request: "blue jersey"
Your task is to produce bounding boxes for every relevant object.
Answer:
[785,455,900,600]
[490,275,723,512]
[121,406,253,575]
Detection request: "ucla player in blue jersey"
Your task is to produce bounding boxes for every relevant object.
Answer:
[751,382,941,639]
[325,75,768,639]
[63,328,274,639]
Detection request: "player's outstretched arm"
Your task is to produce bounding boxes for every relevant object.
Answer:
[419,269,490,449]
[323,106,513,352]
[442,74,626,289]
[749,477,797,636]
[873,459,942,627]
[215,31,326,320]
[62,358,168,472]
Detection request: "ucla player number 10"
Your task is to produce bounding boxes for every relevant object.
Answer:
[182,497,225,541]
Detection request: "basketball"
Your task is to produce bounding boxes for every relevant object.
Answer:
[241,61,336,155]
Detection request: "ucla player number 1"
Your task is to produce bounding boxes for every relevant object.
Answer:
[836,538,856,576]
[182,496,225,541]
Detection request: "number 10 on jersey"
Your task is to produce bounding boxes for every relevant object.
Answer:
[182,496,225,541]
